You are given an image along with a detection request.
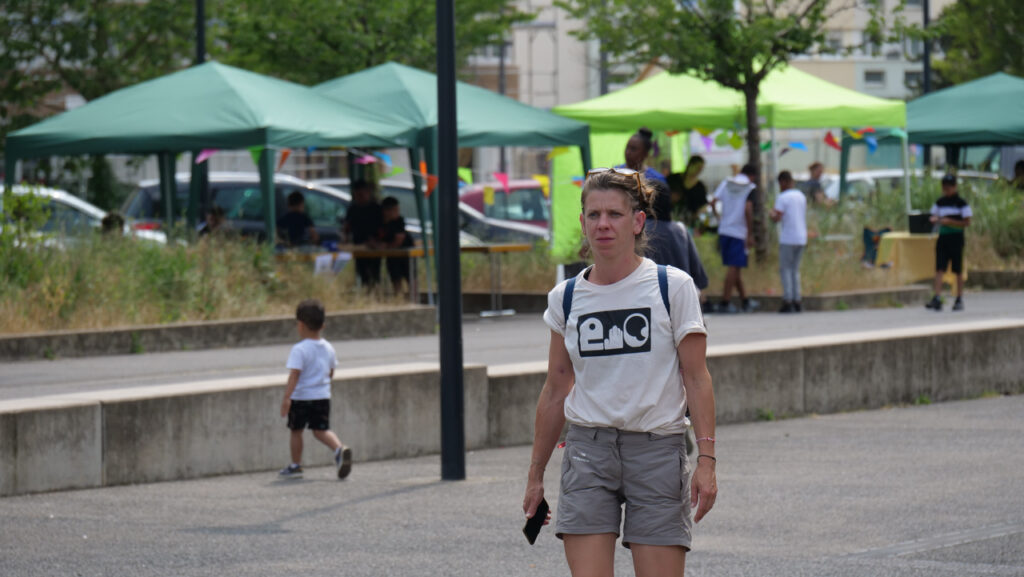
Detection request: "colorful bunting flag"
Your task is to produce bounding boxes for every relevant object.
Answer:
[695,128,714,137]
[375,152,392,167]
[701,135,714,152]
[532,174,550,198]
[728,133,744,150]
[858,127,876,134]
[665,130,680,137]
[779,147,792,157]
[789,141,808,152]
[760,141,772,151]
[844,128,864,140]
[457,167,473,185]
[419,160,428,176]
[276,149,291,171]
[386,165,406,177]
[824,132,842,151]
[714,132,730,146]
[571,176,584,188]
[195,149,218,164]
[306,146,317,154]
[493,172,510,193]
[865,136,878,155]
[248,146,263,166]
[355,154,377,165]
[483,186,495,206]
[425,174,439,197]
[889,128,908,139]
[546,147,569,160]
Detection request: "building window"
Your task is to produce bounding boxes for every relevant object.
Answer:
[905,71,923,90]
[906,0,922,6]
[864,70,886,87]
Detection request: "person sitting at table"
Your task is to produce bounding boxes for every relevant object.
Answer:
[277,191,319,249]
[377,196,414,297]
[342,180,382,288]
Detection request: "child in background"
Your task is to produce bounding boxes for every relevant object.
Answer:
[279,299,352,479]
[379,196,414,296]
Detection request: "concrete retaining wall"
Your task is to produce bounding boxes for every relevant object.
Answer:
[969,270,1024,290]
[0,307,435,362]
[3,320,1022,496]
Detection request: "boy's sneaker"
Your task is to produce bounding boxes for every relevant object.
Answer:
[718,302,739,314]
[924,295,943,311]
[779,301,793,313]
[793,301,802,313]
[701,301,716,314]
[952,297,964,311]
[335,445,352,480]
[741,299,760,313]
[278,464,303,478]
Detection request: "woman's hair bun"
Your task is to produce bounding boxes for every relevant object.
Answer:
[637,127,653,141]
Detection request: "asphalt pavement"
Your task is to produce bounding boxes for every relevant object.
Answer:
[2,291,1021,401]
[1,395,1021,577]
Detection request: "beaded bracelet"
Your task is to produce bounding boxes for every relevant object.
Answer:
[696,436,716,443]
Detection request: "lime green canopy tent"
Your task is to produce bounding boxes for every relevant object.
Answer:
[908,73,1024,146]
[548,66,907,261]
[4,62,418,239]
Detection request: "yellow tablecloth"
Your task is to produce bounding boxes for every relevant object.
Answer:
[877,232,965,285]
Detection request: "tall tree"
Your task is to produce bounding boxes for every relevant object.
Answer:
[557,0,897,256]
[933,0,1024,85]
[212,0,534,85]
[1,0,195,207]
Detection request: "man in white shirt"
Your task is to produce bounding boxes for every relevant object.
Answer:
[770,171,808,313]
[711,164,757,313]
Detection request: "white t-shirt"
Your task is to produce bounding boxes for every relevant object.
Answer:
[543,258,707,435]
[774,188,808,246]
[713,174,756,239]
[285,338,338,400]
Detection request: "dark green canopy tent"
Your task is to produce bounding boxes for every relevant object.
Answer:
[4,62,418,239]
[314,62,592,252]
[908,73,1024,146]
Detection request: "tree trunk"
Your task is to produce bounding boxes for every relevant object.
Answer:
[743,85,768,261]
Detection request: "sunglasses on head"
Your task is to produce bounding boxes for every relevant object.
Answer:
[586,167,642,186]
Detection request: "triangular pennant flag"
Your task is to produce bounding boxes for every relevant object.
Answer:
[714,132,730,146]
[789,141,808,152]
[701,135,714,152]
[858,127,876,135]
[532,174,550,198]
[195,149,218,164]
[546,147,569,160]
[419,160,428,176]
[844,128,864,140]
[355,155,377,165]
[375,152,392,167]
[425,174,439,197]
[760,141,772,151]
[824,132,842,151]
[483,186,495,206]
[306,146,317,154]
[493,172,510,193]
[696,127,714,137]
[276,149,291,171]
[571,176,584,188]
[889,128,908,139]
[248,146,263,166]
[458,167,473,185]
[386,165,406,177]
[779,147,792,157]
[665,130,680,137]
[865,136,878,155]
[728,133,744,150]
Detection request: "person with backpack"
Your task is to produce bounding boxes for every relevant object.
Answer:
[523,167,717,576]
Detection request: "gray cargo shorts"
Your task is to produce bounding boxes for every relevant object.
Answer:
[555,424,693,550]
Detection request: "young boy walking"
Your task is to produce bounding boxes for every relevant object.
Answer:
[925,174,972,311]
[279,299,352,479]
[771,171,808,313]
[711,163,758,313]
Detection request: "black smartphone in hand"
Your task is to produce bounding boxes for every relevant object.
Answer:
[523,498,549,545]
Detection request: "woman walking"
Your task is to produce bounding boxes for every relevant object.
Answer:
[523,168,717,576]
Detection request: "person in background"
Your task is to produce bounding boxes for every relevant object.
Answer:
[100,211,124,236]
[619,127,668,186]
[770,171,808,313]
[925,174,972,312]
[378,196,414,297]
[711,164,758,313]
[343,179,383,288]
[1010,159,1024,191]
[277,191,319,248]
[199,205,229,238]
[645,180,710,296]
[677,155,708,230]
[803,162,826,205]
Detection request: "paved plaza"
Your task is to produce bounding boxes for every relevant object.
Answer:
[2,395,1021,576]
[2,291,1022,401]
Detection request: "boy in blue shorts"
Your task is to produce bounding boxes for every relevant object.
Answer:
[712,164,759,313]
[279,299,352,479]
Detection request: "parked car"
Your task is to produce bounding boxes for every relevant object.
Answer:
[312,178,548,244]
[123,172,351,243]
[5,185,166,245]
[459,179,550,229]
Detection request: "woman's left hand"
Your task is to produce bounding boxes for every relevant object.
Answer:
[690,460,717,523]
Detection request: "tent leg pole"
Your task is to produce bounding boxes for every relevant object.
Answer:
[902,136,912,214]
[259,148,277,245]
[410,147,434,307]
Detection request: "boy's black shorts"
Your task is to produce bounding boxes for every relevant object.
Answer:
[936,234,965,274]
[287,399,331,431]
[386,256,410,283]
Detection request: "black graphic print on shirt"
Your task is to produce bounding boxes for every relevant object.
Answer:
[577,308,652,357]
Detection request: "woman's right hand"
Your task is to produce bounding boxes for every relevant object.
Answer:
[523,479,549,524]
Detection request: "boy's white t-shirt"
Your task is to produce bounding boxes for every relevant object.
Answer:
[774,188,808,246]
[713,174,756,239]
[285,338,338,400]
[543,258,707,435]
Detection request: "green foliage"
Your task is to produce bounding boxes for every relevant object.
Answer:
[130,332,145,355]
[933,0,1024,85]
[912,394,931,406]
[756,407,775,422]
[0,186,52,291]
[210,0,535,85]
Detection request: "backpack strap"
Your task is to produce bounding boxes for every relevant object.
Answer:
[562,276,576,323]
[658,264,671,315]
